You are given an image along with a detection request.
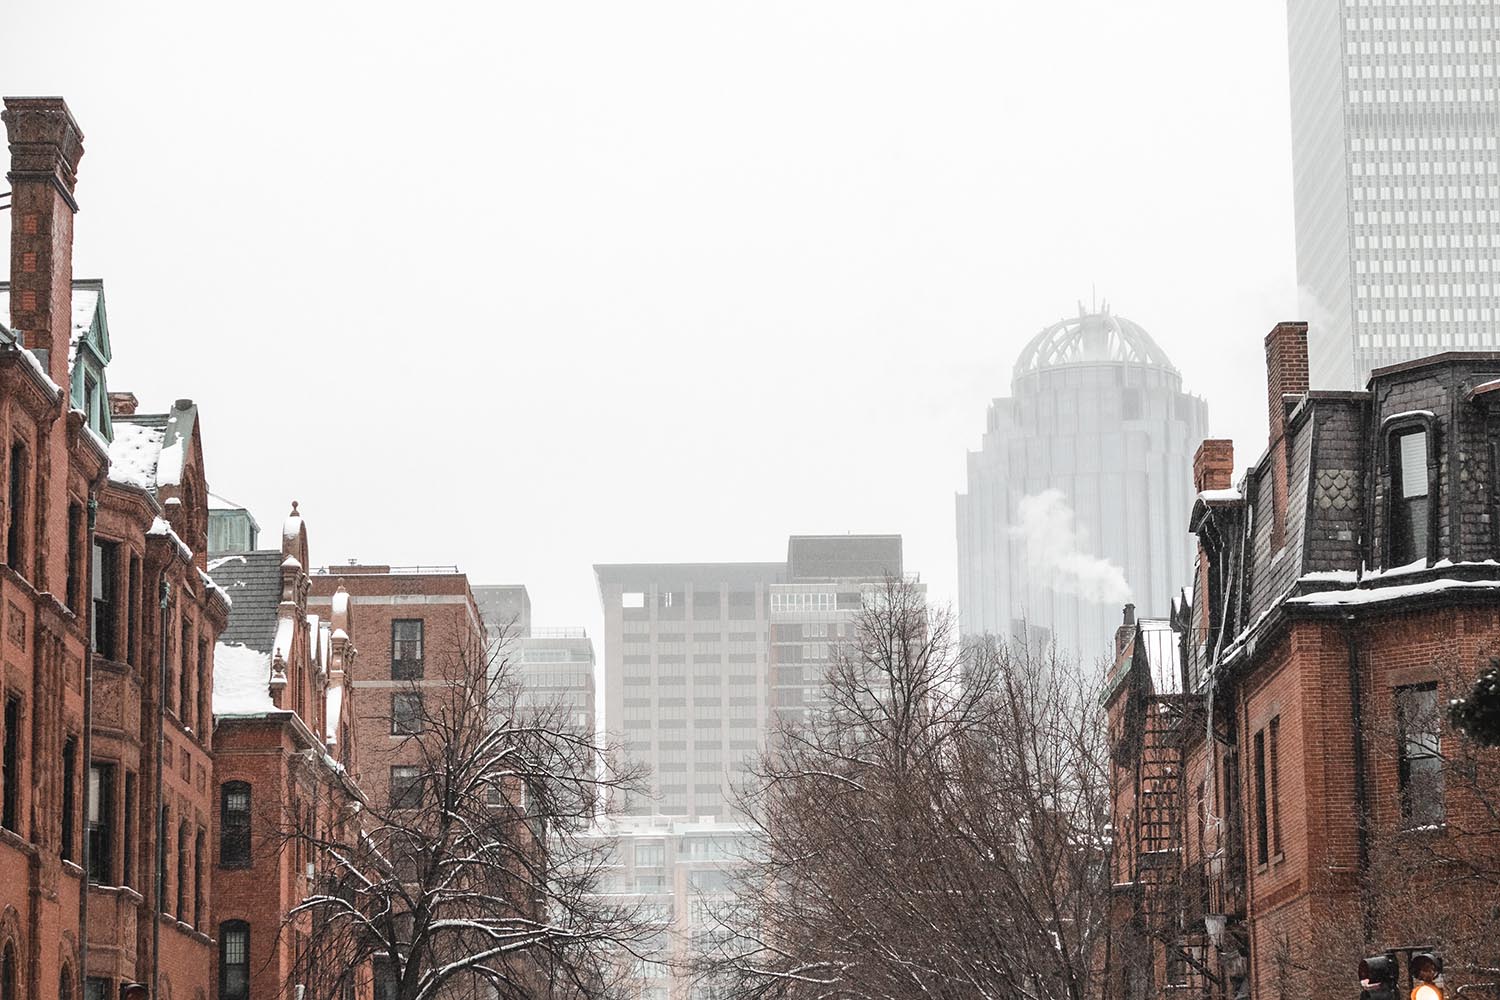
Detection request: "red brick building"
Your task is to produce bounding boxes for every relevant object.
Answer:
[207,503,370,1000]
[308,565,486,812]
[2,97,225,1000]
[1106,326,1500,1000]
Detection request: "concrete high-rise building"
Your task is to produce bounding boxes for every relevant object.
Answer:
[956,308,1208,657]
[474,582,597,739]
[595,563,781,818]
[768,535,911,727]
[1288,0,1500,389]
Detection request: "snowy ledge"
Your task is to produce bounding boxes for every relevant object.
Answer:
[1289,577,1500,608]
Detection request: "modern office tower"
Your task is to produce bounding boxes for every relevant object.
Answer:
[473,584,596,739]
[472,583,532,640]
[1288,0,1500,388]
[595,563,782,818]
[768,535,911,727]
[956,308,1208,658]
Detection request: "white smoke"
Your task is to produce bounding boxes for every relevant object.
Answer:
[1010,489,1132,604]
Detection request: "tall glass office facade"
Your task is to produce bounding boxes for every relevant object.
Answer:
[1289,0,1500,388]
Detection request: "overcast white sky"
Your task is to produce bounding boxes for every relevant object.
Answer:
[9,1,1296,641]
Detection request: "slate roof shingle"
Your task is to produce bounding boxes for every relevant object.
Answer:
[208,550,283,653]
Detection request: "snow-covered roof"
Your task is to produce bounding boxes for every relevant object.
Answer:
[1198,488,1242,503]
[147,516,193,562]
[1290,577,1500,607]
[107,422,164,490]
[213,641,276,717]
[108,403,195,492]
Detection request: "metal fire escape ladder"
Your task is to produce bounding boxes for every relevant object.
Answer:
[1136,697,1224,994]
[1136,698,1183,934]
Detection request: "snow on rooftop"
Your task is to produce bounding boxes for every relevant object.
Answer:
[155,434,185,487]
[325,684,345,746]
[213,642,276,717]
[68,287,99,367]
[107,422,164,490]
[147,516,193,561]
[1290,577,1500,607]
[208,554,247,573]
[1384,409,1435,423]
[1198,488,1242,503]
[272,617,296,668]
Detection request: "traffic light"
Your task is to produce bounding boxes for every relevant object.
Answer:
[1410,952,1443,1000]
[1360,953,1400,1000]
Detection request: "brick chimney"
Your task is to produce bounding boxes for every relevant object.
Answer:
[1193,439,1235,493]
[108,391,138,416]
[1265,322,1309,550]
[3,97,84,389]
[1114,602,1136,658]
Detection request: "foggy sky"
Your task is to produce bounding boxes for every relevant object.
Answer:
[8,1,1296,646]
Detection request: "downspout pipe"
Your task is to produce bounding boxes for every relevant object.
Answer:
[1344,613,1374,942]
[79,493,97,995]
[153,578,170,999]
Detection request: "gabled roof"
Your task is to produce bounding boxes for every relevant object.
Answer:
[209,550,284,652]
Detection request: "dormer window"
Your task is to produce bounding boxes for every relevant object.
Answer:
[1390,426,1432,565]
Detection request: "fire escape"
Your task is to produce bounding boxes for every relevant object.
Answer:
[1130,693,1223,1000]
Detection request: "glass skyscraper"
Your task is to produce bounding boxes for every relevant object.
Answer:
[1288,0,1500,388]
[956,309,1208,658]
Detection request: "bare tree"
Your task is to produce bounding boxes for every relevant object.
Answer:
[285,630,648,1000]
[700,579,1112,1000]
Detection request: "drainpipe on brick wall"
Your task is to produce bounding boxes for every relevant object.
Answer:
[79,493,97,997]
[1344,614,1374,942]
[153,578,170,999]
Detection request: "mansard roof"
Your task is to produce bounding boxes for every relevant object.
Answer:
[209,550,284,653]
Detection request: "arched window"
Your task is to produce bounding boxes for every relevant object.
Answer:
[59,963,73,1000]
[7,441,28,573]
[2,942,17,1000]
[218,921,249,1000]
[220,782,251,867]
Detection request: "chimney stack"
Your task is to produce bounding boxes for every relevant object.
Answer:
[108,391,139,416]
[1264,321,1309,550]
[1265,321,1310,446]
[3,97,84,389]
[1114,603,1136,657]
[1193,439,1235,493]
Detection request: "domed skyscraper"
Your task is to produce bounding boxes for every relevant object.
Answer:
[956,306,1209,657]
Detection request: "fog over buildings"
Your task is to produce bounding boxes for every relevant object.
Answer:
[1289,0,1500,388]
[956,309,1208,655]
